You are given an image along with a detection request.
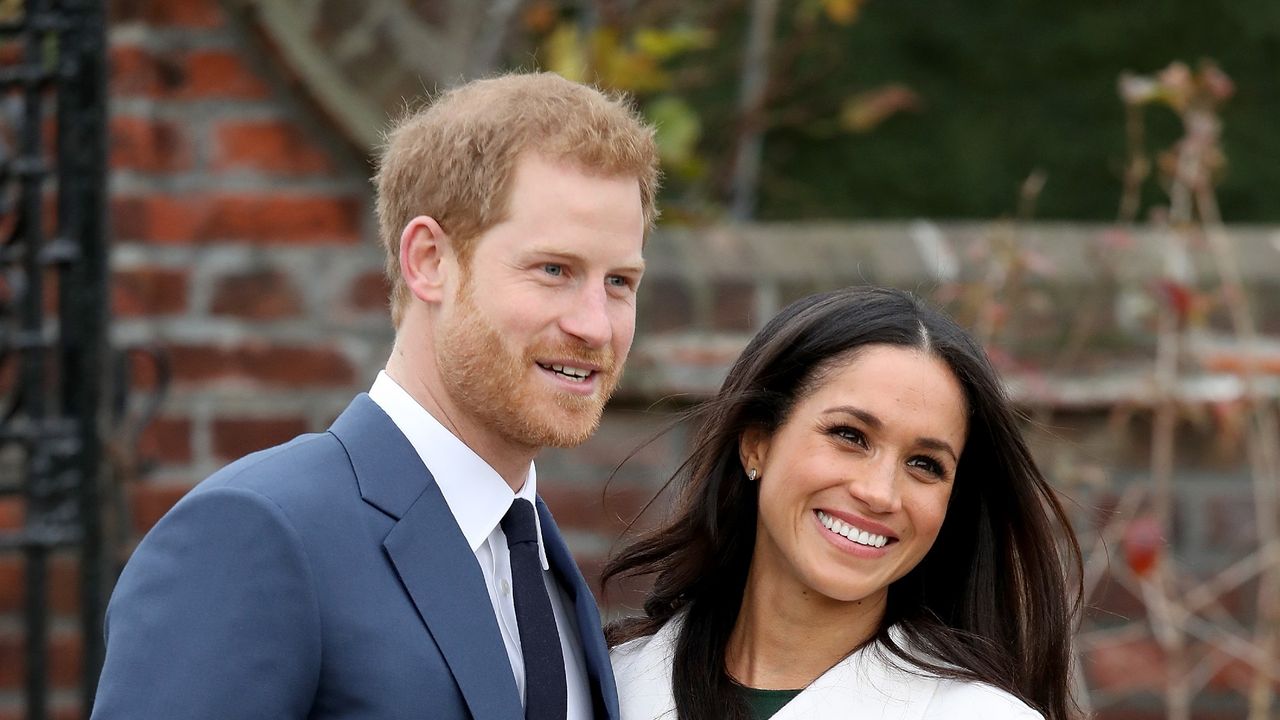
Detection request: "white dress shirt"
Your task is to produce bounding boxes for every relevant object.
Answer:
[369,371,592,719]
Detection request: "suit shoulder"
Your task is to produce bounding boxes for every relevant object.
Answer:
[924,678,1043,719]
[194,431,352,503]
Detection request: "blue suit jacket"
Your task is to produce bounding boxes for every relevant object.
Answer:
[92,394,620,719]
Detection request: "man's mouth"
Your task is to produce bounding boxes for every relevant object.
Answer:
[536,362,595,383]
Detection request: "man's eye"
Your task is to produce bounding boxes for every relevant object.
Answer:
[606,275,631,288]
[543,264,564,276]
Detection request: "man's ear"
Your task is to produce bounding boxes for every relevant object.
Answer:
[400,215,453,304]
[739,425,771,479]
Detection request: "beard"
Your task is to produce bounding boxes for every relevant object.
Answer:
[434,286,621,449]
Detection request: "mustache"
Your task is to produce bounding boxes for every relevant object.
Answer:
[526,342,617,373]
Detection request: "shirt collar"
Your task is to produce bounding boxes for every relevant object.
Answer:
[369,371,549,569]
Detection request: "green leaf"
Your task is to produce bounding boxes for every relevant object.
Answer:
[545,23,588,82]
[633,26,714,60]
[646,95,703,174]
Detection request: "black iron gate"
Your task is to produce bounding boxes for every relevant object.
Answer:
[0,0,109,718]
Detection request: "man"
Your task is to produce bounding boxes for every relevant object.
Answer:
[93,73,659,720]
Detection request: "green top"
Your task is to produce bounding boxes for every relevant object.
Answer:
[737,684,803,720]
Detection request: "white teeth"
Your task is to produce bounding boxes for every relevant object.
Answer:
[816,510,889,549]
[542,363,592,382]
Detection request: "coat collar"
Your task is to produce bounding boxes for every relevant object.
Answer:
[612,616,935,720]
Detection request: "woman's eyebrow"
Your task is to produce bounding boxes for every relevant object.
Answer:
[822,405,957,460]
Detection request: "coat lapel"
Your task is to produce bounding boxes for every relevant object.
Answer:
[330,395,523,720]
[772,629,931,720]
[537,498,621,720]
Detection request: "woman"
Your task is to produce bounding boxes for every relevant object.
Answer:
[605,287,1081,720]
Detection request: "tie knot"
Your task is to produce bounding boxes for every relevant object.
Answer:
[502,498,539,546]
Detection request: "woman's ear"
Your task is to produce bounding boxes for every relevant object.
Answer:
[739,425,770,479]
[400,215,453,304]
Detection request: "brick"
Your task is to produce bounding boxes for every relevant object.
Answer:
[112,194,363,245]
[137,415,194,465]
[182,50,270,99]
[349,270,391,312]
[110,115,193,172]
[711,279,756,332]
[110,0,225,28]
[0,632,15,689]
[586,553,653,617]
[212,417,308,460]
[210,270,303,320]
[109,47,268,100]
[109,45,170,97]
[126,344,167,393]
[0,498,20,530]
[207,195,363,244]
[637,277,693,333]
[538,485,654,536]
[0,555,80,616]
[112,267,189,316]
[213,119,336,175]
[0,558,16,614]
[0,630,83,690]
[0,707,81,720]
[55,555,81,616]
[168,343,356,387]
[1084,636,1166,693]
[129,482,193,536]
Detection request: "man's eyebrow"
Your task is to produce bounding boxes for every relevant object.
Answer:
[524,248,646,274]
[613,259,646,275]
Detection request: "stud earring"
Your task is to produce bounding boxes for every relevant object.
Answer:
[747,468,758,482]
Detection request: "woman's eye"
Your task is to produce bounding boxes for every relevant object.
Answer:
[908,456,945,478]
[831,426,867,447]
[543,263,564,277]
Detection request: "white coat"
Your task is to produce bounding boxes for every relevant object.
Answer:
[611,617,1043,720]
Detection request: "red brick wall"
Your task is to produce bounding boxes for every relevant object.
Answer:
[1,0,382,716]
[2,1,1274,717]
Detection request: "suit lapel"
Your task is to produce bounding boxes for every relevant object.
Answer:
[537,498,621,720]
[330,396,523,720]
[384,491,524,720]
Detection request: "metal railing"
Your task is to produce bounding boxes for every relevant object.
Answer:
[0,0,108,717]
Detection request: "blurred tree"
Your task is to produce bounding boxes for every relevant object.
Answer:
[231,0,1280,222]
[510,0,919,222]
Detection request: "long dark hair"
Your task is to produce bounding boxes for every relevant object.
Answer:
[604,287,1082,720]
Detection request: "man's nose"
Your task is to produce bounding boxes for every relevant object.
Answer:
[559,283,612,348]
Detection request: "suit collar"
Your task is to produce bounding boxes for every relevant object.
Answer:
[329,395,525,720]
[329,393,426,520]
[367,372,549,566]
[329,395,620,720]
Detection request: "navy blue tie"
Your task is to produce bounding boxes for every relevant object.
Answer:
[502,499,567,720]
